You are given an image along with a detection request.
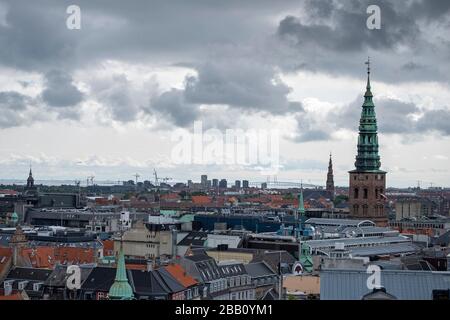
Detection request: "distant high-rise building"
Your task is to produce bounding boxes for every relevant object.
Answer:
[242,180,249,189]
[261,182,267,190]
[219,179,227,189]
[207,180,212,189]
[326,153,335,200]
[235,180,241,189]
[188,180,193,188]
[349,60,387,226]
[201,175,208,189]
[212,179,219,188]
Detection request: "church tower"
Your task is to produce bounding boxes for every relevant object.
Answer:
[326,153,335,200]
[26,167,34,189]
[349,59,387,226]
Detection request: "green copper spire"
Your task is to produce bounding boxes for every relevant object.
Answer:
[108,243,133,300]
[354,58,382,172]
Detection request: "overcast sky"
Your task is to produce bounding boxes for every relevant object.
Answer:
[0,0,449,188]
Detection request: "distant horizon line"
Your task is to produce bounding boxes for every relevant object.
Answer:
[0,178,448,190]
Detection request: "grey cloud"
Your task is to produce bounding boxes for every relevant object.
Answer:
[0,90,34,128]
[184,60,302,114]
[292,112,332,143]
[331,96,450,137]
[416,109,450,135]
[41,70,84,108]
[0,91,30,110]
[150,89,200,128]
[0,0,299,73]
[276,0,449,83]
[332,97,420,134]
[279,1,419,52]
[92,74,143,123]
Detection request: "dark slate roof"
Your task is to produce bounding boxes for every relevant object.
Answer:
[321,268,450,300]
[432,230,450,246]
[130,269,169,296]
[362,288,398,300]
[4,267,53,297]
[217,263,247,278]
[0,233,12,246]
[195,259,223,282]
[45,264,95,287]
[178,232,208,246]
[154,268,185,293]
[81,266,118,291]
[252,250,296,273]
[262,288,278,300]
[6,267,52,282]
[185,253,212,263]
[244,262,276,278]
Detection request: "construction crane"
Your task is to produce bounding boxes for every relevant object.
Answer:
[133,173,140,185]
[153,168,172,187]
[160,177,172,184]
[133,173,140,192]
[86,175,95,186]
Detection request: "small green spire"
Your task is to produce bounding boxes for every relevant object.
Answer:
[11,212,18,223]
[108,243,133,300]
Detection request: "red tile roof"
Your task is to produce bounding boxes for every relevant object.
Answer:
[191,195,212,205]
[164,264,198,288]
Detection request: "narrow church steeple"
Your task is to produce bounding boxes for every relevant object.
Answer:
[326,153,335,200]
[26,166,34,189]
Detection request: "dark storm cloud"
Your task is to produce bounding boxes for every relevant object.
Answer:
[41,70,84,108]
[0,0,449,134]
[0,0,304,127]
[276,0,450,83]
[0,0,298,72]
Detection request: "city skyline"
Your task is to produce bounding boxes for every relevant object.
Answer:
[0,0,449,188]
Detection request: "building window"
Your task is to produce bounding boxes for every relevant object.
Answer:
[363,188,368,199]
[375,189,379,199]
[363,205,368,216]
[354,188,359,199]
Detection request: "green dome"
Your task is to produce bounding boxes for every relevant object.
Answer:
[108,247,134,300]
